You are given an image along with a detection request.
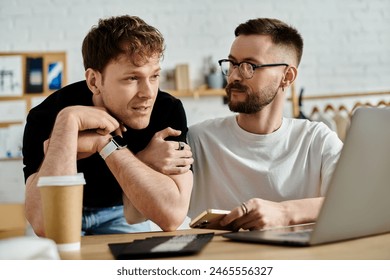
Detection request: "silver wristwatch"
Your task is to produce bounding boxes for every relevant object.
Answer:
[99,135,127,160]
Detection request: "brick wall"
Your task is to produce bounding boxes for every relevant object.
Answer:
[1,0,390,124]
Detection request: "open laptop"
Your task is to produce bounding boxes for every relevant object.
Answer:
[223,107,390,246]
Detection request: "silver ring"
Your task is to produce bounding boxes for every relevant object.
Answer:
[241,202,248,215]
[177,141,185,150]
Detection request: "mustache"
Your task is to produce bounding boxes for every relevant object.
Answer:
[225,82,249,95]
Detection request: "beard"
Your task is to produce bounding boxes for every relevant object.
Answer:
[226,82,278,114]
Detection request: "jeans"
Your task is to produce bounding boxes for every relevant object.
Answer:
[81,205,151,235]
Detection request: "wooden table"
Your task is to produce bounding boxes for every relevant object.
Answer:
[60,229,390,260]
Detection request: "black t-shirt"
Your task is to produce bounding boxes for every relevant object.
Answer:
[22,80,188,207]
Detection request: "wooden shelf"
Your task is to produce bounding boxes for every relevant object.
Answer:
[0,52,67,160]
[165,85,226,98]
[0,52,66,127]
[0,52,67,96]
[0,157,23,161]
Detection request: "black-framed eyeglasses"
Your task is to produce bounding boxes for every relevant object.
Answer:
[218,59,288,79]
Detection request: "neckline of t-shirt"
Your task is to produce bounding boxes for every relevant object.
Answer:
[229,115,290,144]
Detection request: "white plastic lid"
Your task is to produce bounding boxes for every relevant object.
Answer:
[56,241,81,252]
[37,173,85,187]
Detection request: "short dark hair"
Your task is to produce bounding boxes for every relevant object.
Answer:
[82,15,165,72]
[234,18,303,66]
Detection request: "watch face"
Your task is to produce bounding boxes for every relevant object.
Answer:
[112,135,127,148]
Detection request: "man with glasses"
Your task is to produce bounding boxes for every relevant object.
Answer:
[187,18,342,231]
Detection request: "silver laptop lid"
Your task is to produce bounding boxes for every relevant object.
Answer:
[310,107,390,244]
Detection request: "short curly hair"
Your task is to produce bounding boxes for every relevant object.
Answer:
[82,15,165,72]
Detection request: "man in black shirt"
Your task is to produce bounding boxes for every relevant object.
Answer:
[23,15,193,235]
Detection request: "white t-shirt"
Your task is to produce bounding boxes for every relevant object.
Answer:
[187,115,343,218]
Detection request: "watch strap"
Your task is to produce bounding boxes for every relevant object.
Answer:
[99,136,127,160]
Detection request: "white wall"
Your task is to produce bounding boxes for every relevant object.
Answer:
[1,0,390,125]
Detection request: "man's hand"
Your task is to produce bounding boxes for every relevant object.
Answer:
[220,198,290,231]
[44,106,123,159]
[60,105,120,135]
[76,130,110,160]
[137,127,193,175]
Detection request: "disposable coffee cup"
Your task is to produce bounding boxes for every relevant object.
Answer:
[37,173,85,252]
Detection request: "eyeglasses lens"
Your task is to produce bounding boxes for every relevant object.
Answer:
[221,61,253,79]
